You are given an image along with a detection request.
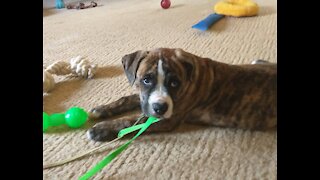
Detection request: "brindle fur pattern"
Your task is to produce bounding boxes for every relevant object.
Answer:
[87,48,277,141]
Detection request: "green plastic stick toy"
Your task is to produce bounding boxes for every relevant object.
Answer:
[43,107,88,132]
[43,107,159,179]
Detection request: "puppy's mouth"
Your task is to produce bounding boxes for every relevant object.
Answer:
[142,98,173,120]
[146,101,173,120]
[149,111,171,119]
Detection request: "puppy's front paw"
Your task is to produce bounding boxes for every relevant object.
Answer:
[86,126,118,142]
[88,105,109,120]
[88,110,101,120]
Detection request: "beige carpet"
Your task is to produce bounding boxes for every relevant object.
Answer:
[43,0,277,179]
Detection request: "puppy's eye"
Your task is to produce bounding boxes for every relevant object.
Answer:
[143,76,153,85]
[170,80,180,88]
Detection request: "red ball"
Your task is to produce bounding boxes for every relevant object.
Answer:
[161,0,171,9]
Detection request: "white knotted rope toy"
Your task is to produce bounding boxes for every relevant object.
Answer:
[43,56,98,93]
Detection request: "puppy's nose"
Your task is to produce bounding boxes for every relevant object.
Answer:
[152,103,168,115]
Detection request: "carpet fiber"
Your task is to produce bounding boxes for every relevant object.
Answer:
[43,0,277,179]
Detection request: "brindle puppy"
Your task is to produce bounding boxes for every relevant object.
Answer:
[87,48,277,142]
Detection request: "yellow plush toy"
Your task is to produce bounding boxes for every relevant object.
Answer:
[214,0,259,17]
[192,0,259,31]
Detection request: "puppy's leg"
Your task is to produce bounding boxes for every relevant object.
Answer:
[87,116,181,142]
[89,94,140,120]
[251,59,270,64]
[87,113,142,142]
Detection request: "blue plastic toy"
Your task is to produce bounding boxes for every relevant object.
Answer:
[192,14,224,31]
[56,0,65,9]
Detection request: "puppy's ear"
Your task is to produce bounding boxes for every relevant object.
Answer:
[174,48,195,82]
[182,61,194,82]
[121,50,148,86]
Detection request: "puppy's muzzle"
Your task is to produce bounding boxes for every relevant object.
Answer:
[152,102,168,116]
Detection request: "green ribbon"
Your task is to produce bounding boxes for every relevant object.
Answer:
[79,116,159,180]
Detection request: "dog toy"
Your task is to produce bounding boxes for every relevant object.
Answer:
[161,0,171,9]
[192,14,224,31]
[43,107,88,132]
[66,1,97,10]
[55,0,65,9]
[192,0,259,31]
[79,116,159,180]
[43,115,160,180]
[214,0,259,17]
[43,56,97,93]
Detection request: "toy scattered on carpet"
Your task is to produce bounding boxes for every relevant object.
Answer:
[43,56,97,93]
[192,14,225,31]
[161,0,171,9]
[192,0,259,31]
[43,115,159,180]
[66,1,98,10]
[56,0,65,9]
[214,0,259,17]
[43,107,88,132]
[79,116,159,180]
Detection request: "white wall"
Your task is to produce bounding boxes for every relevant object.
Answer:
[43,0,55,9]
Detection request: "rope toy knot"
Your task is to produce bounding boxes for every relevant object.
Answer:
[43,56,98,93]
[70,56,97,79]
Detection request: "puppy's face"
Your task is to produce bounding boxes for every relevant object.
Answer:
[121,48,194,119]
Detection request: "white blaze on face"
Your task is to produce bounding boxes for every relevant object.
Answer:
[148,60,173,118]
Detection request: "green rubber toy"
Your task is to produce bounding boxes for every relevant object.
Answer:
[43,107,88,132]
